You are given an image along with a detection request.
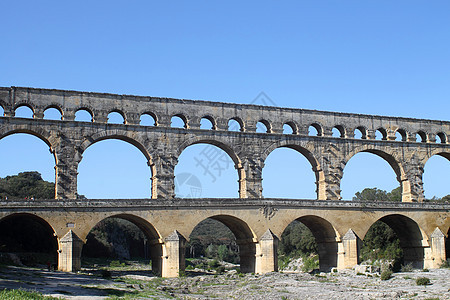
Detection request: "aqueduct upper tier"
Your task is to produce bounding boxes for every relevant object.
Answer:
[0,86,449,202]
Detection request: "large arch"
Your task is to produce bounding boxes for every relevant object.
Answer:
[262,142,325,200]
[363,214,426,268]
[0,213,58,267]
[176,138,242,198]
[423,152,450,200]
[188,215,257,273]
[341,148,409,201]
[82,213,163,275]
[78,133,154,199]
[279,215,338,272]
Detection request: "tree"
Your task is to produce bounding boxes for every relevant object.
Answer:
[0,172,54,199]
[353,187,401,202]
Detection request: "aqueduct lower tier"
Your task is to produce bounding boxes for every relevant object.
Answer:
[0,199,448,277]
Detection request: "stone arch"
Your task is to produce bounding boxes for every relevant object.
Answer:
[436,132,447,144]
[200,115,216,130]
[333,125,346,138]
[171,113,188,128]
[107,109,126,124]
[280,215,339,271]
[78,131,156,198]
[140,112,157,126]
[82,213,163,275]
[376,127,388,140]
[416,130,428,143]
[0,102,5,116]
[308,123,323,136]
[188,214,257,273]
[228,117,244,132]
[343,146,410,202]
[0,213,58,266]
[43,104,64,120]
[75,107,95,122]
[262,141,325,200]
[257,119,271,133]
[362,214,426,268]
[283,121,298,134]
[395,128,408,141]
[354,126,367,139]
[14,102,35,118]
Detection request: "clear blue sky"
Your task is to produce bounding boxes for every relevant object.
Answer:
[0,1,449,200]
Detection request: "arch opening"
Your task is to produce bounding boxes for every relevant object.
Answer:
[140,113,156,126]
[43,107,63,120]
[262,147,318,199]
[362,215,425,269]
[256,120,270,133]
[283,122,296,134]
[175,143,239,198]
[0,105,4,116]
[75,109,93,122]
[107,111,125,124]
[200,116,215,130]
[186,215,256,273]
[171,115,186,129]
[0,133,56,198]
[341,151,403,201]
[375,128,387,141]
[308,124,322,136]
[436,133,447,144]
[228,118,243,132]
[423,154,450,200]
[82,214,162,275]
[78,138,153,199]
[416,131,427,143]
[395,129,407,141]
[354,127,367,139]
[332,126,345,138]
[14,105,34,119]
[446,228,450,263]
[279,216,338,272]
[0,213,58,268]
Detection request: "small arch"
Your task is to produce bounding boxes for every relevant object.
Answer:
[436,132,447,144]
[140,112,157,126]
[354,126,367,139]
[82,214,163,275]
[228,118,244,132]
[0,104,4,116]
[416,131,427,143]
[107,111,126,124]
[283,122,297,134]
[395,129,407,141]
[43,107,63,120]
[375,128,387,140]
[256,120,271,133]
[75,108,94,122]
[332,125,345,138]
[200,116,215,130]
[14,104,34,118]
[0,213,58,267]
[171,114,187,129]
[308,123,323,136]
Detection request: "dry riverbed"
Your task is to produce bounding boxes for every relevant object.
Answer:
[0,265,449,299]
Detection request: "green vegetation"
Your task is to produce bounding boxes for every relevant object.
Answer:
[0,172,54,200]
[415,277,431,285]
[0,289,59,300]
[380,270,393,280]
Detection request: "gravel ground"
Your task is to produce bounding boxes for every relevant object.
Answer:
[0,265,449,299]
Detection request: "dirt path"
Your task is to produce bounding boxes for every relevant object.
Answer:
[0,266,449,299]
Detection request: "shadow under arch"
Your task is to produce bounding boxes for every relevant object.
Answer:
[82,213,163,275]
[189,214,257,273]
[262,142,325,200]
[0,213,58,267]
[281,215,338,272]
[79,131,156,198]
[343,147,410,202]
[363,214,425,268]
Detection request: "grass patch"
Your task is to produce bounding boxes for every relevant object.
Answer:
[0,289,60,299]
[415,277,431,286]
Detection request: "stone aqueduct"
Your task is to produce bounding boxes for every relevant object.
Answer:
[0,86,449,277]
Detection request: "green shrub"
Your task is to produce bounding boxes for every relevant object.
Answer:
[440,259,450,268]
[215,266,226,274]
[302,254,319,272]
[109,260,125,268]
[415,277,430,285]
[422,268,429,272]
[380,270,392,280]
[400,263,413,272]
[208,259,220,269]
